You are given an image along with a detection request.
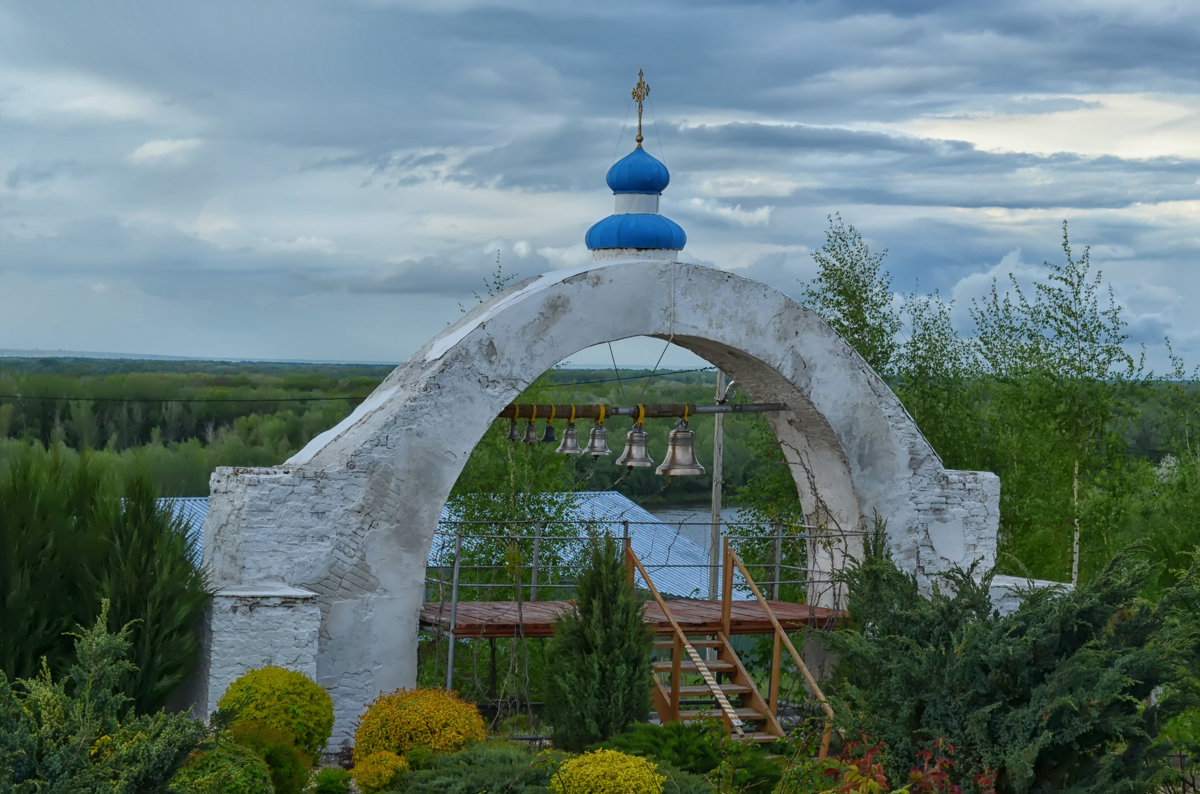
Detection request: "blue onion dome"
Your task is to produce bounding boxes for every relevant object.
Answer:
[606,147,671,194]
[586,144,687,255]
[585,213,686,250]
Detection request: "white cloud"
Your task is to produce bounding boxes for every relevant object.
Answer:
[685,198,773,228]
[0,69,166,123]
[126,138,202,166]
[892,94,1200,159]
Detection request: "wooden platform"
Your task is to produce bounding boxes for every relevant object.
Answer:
[419,598,840,639]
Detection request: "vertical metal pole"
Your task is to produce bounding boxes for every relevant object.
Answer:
[721,536,733,636]
[531,521,542,602]
[709,370,725,601]
[773,521,783,601]
[445,531,463,691]
[623,522,634,587]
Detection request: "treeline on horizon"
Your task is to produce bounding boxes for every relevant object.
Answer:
[0,358,753,501]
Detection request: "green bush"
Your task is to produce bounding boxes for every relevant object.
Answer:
[217,665,334,762]
[603,721,724,774]
[603,721,780,794]
[402,741,569,793]
[827,530,1200,793]
[310,766,352,794]
[353,687,487,761]
[0,443,210,713]
[170,739,276,794]
[543,535,653,751]
[0,602,207,791]
[230,721,311,794]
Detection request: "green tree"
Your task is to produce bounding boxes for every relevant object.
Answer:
[970,222,1143,582]
[0,443,210,712]
[799,213,901,375]
[543,535,653,751]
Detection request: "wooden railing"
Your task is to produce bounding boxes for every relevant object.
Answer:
[723,537,835,759]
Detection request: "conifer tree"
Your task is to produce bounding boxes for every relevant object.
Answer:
[543,535,652,751]
[828,529,1200,793]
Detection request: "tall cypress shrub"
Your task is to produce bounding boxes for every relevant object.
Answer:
[544,535,653,751]
[0,442,210,712]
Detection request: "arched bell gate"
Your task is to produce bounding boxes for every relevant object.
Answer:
[196,258,999,747]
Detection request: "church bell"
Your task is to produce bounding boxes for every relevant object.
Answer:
[615,425,654,468]
[582,424,612,456]
[556,422,583,454]
[655,419,706,476]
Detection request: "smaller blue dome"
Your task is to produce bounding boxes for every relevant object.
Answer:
[585,213,687,251]
[606,147,670,194]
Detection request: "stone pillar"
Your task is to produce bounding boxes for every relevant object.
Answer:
[195,585,321,721]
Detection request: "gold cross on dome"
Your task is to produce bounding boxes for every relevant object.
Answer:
[631,69,650,147]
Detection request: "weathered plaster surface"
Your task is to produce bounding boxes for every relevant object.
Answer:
[197,585,321,721]
[201,258,1001,746]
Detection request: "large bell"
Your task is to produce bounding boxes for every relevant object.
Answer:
[582,424,612,456]
[655,420,706,476]
[506,418,522,442]
[615,425,654,468]
[556,423,582,454]
[523,421,540,443]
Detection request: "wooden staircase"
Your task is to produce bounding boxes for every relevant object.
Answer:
[650,633,783,742]
[626,538,834,753]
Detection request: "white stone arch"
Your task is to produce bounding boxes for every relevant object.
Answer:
[199,258,998,746]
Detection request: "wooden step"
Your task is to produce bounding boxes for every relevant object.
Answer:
[677,683,750,696]
[739,731,781,743]
[652,659,734,674]
[678,707,766,721]
[654,638,722,650]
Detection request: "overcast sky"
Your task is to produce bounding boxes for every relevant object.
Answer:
[2,1,1198,372]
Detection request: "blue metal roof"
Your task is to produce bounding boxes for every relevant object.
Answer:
[163,497,211,563]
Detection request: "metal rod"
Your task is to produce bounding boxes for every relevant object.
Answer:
[709,370,725,603]
[497,402,786,420]
[445,531,463,690]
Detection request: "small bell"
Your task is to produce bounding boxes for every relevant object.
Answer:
[523,421,539,443]
[556,423,583,454]
[506,418,522,442]
[656,419,706,476]
[615,425,654,468]
[582,424,612,456]
[541,421,558,444]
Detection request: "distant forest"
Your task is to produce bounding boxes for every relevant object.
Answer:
[0,357,755,502]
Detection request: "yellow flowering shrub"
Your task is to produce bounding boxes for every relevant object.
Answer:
[353,750,410,794]
[353,687,486,762]
[217,665,334,762]
[550,748,666,794]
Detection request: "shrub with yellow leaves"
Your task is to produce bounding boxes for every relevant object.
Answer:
[353,687,486,763]
[352,750,410,794]
[550,748,666,794]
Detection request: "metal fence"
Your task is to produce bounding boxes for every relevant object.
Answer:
[423,518,839,606]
